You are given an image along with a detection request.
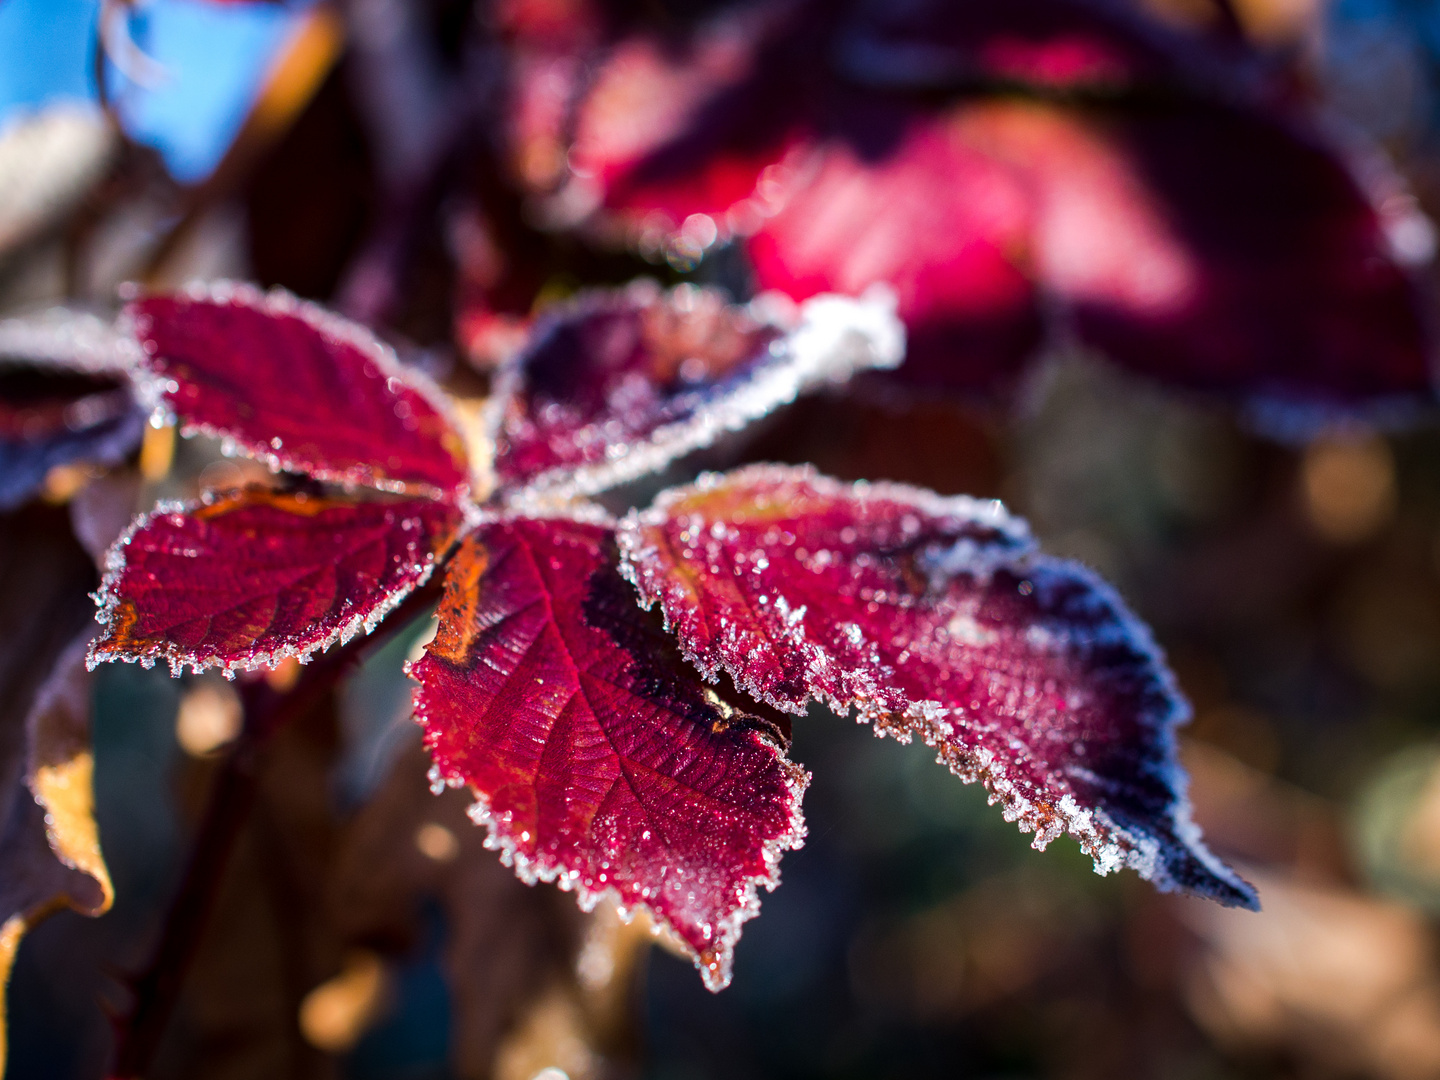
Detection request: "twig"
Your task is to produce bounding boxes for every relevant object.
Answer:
[109,582,441,1079]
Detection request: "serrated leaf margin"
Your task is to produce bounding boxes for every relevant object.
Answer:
[122,280,476,503]
[87,490,460,678]
[407,514,811,990]
[617,463,1255,905]
[493,285,906,505]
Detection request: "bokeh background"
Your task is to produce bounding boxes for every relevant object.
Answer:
[8,0,1440,1078]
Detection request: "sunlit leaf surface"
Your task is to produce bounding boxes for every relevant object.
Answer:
[618,465,1255,906]
[130,283,472,499]
[90,488,462,676]
[410,517,808,989]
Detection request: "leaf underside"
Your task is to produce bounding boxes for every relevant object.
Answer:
[410,517,808,990]
[0,366,143,510]
[491,282,902,502]
[130,284,472,499]
[89,488,462,676]
[618,464,1256,908]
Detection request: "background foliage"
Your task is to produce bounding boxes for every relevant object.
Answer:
[7,0,1440,1078]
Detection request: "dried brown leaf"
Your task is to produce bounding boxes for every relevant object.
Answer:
[0,505,111,1074]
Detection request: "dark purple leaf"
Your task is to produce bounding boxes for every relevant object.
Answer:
[832,0,1231,93]
[129,283,472,500]
[617,465,1256,907]
[1067,100,1434,417]
[410,517,808,990]
[0,312,145,510]
[89,488,462,676]
[490,281,902,500]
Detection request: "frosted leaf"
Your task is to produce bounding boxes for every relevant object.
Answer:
[617,464,1256,908]
[126,282,473,500]
[491,281,903,502]
[88,488,462,676]
[409,518,808,991]
[0,309,144,375]
[21,634,112,913]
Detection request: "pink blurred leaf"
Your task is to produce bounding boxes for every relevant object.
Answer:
[129,283,472,500]
[409,516,808,990]
[617,465,1256,907]
[490,281,903,501]
[88,488,462,676]
[524,0,1434,415]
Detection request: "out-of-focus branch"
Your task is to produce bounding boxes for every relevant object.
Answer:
[109,579,442,1080]
[334,0,505,326]
[139,3,347,285]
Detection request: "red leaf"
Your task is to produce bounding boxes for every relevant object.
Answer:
[129,283,471,500]
[409,517,808,990]
[543,0,1195,215]
[89,488,461,676]
[617,465,1256,908]
[490,281,903,501]
[526,1,1434,414]
[741,105,1043,396]
[1067,101,1433,416]
[749,98,1433,412]
[519,3,791,210]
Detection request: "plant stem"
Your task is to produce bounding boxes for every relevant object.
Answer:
[109,583,441,1079]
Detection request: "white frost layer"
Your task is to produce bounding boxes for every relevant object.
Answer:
[499,283,906,505]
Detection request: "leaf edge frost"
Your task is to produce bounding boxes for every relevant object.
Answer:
[617,464,1258,912]
[409,518,810,991]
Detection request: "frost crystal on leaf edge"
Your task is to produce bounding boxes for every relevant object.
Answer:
[494,284,905,506]
[86,492,456,678]
[616,463,1257,909]
[439,754,809,992]
[121,280,476,502]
